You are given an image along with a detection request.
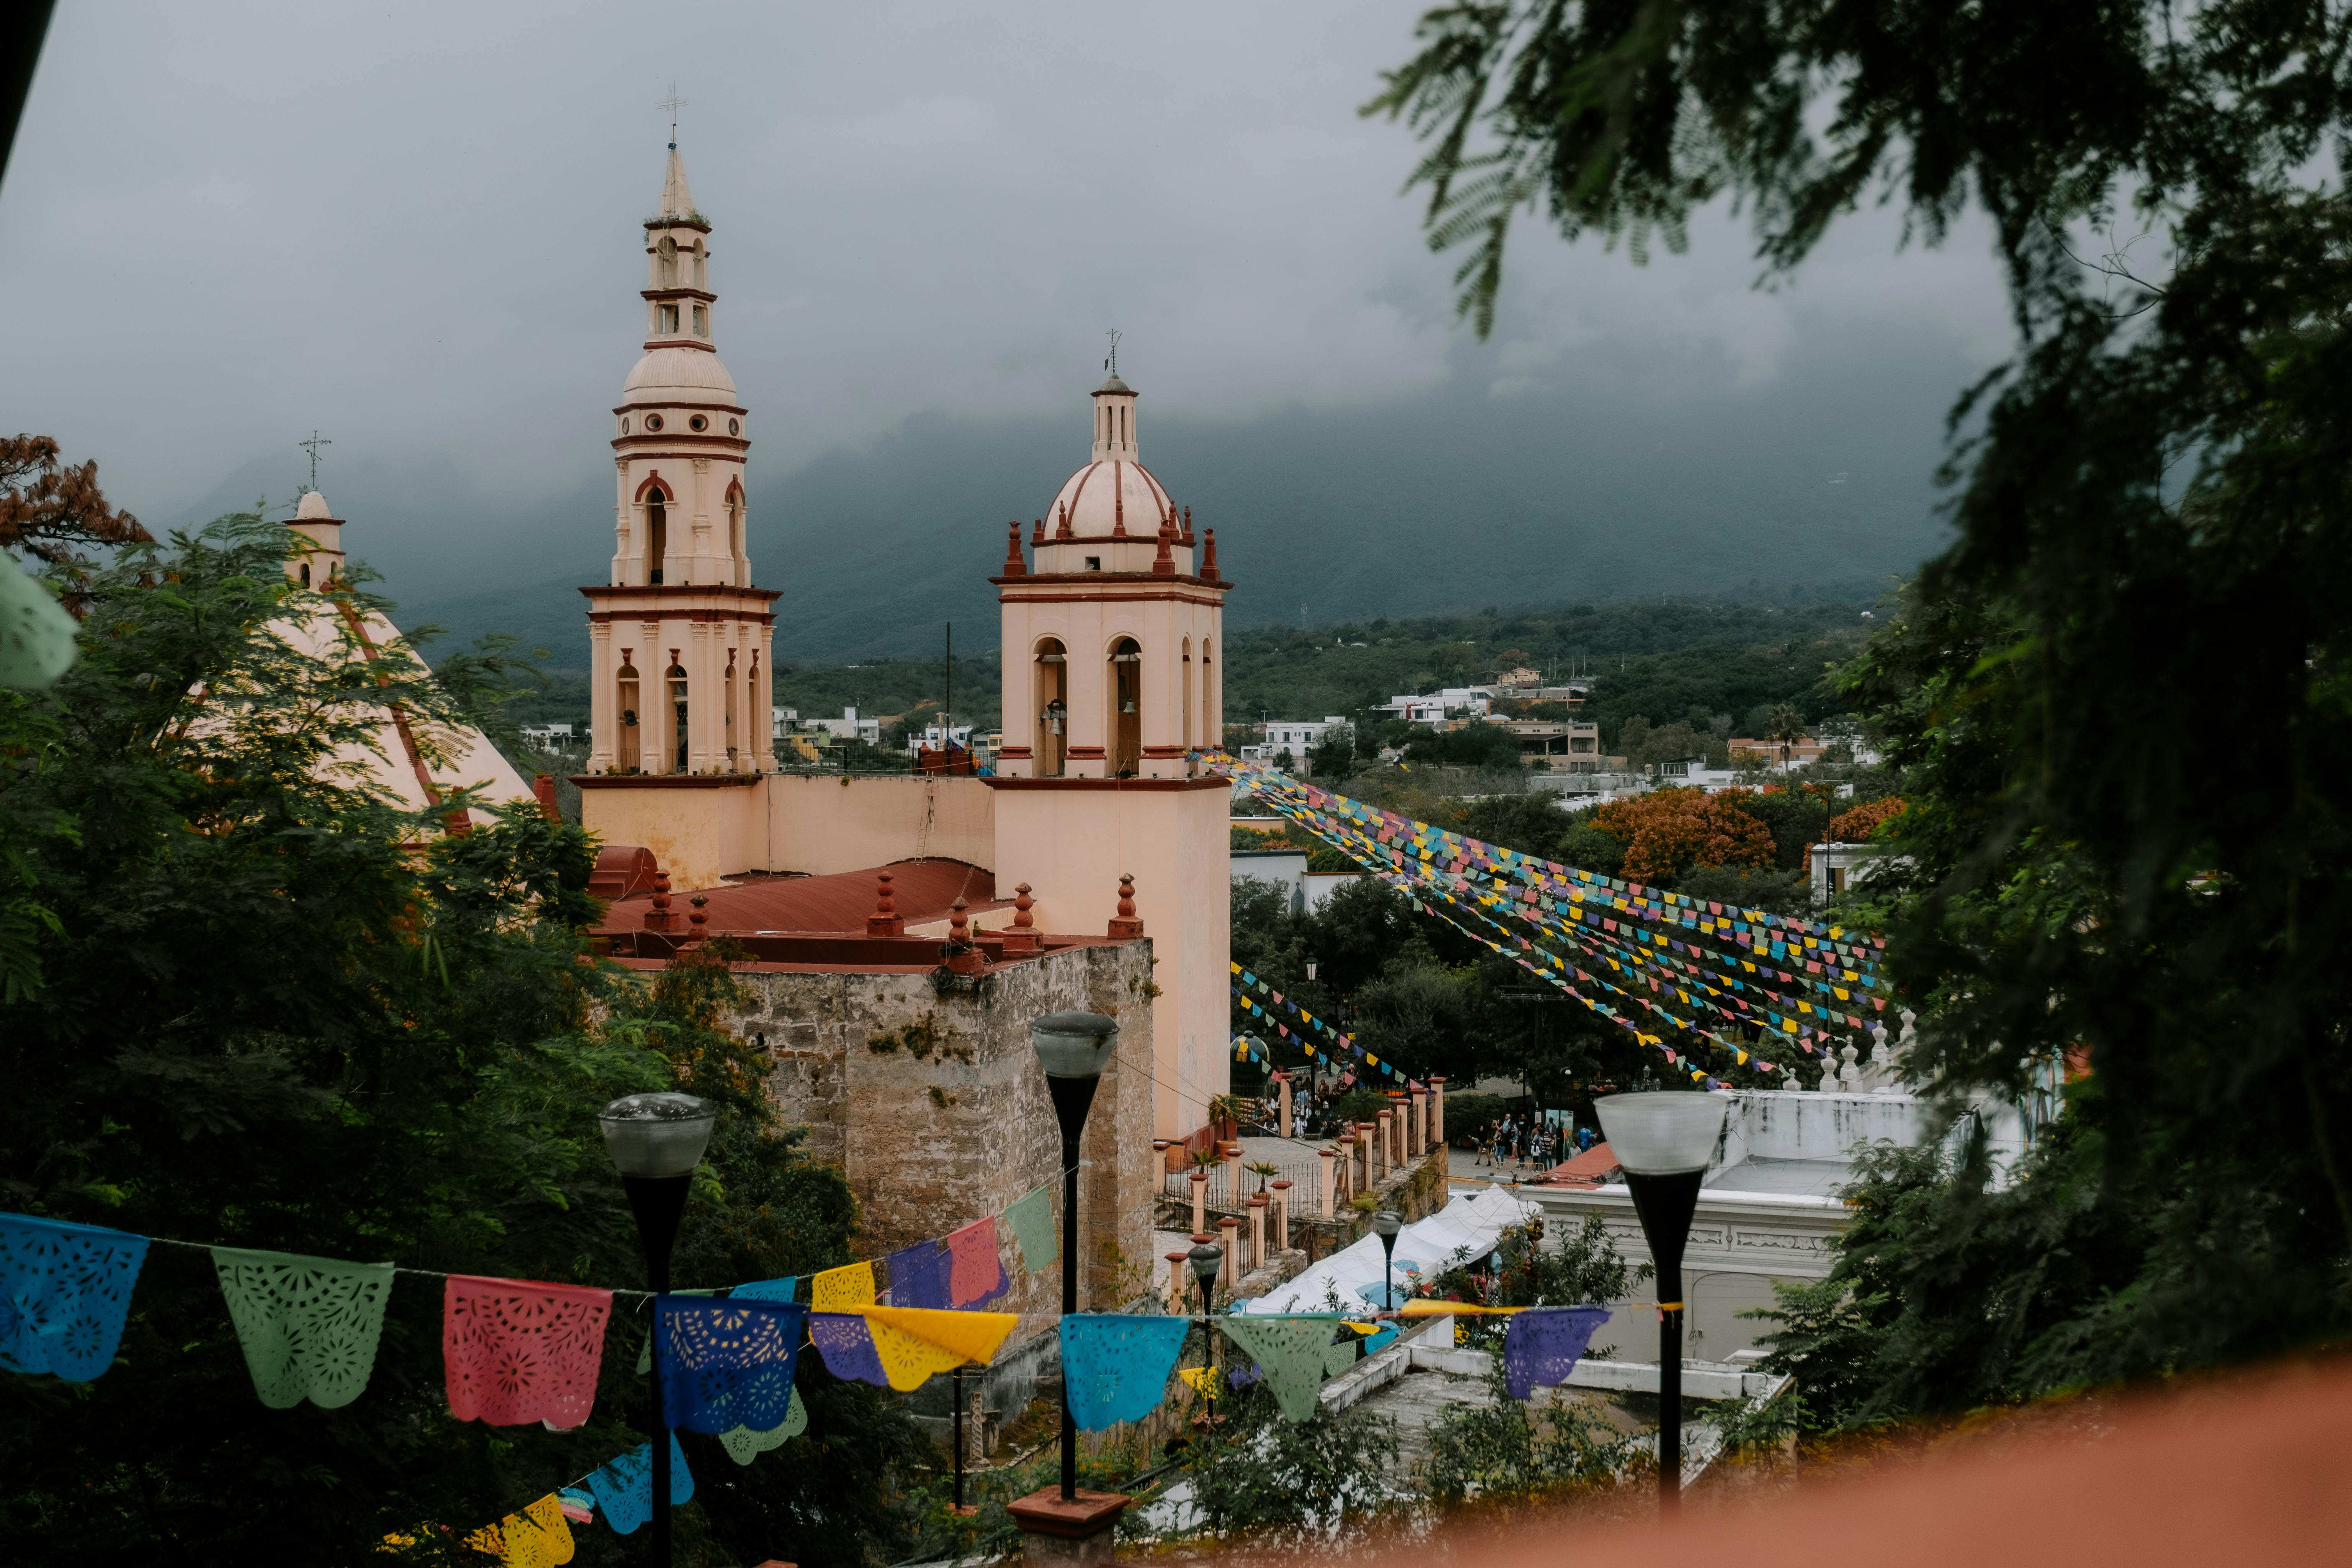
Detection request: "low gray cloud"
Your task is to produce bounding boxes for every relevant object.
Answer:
[3,0,2013,625]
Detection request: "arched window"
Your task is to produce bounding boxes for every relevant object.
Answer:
[1108,637,1142,778]
[724,657,738,768]
[667,661,690,773]
[658,235,677,287]
[299,562,311,588]
[1202,639,1214,747]
[693,245,706,287]
[616,661,642,773]
[646,489,667,584]
[1181,637,1193,755]
[1035,639,1068,777]
[727,487,745,583]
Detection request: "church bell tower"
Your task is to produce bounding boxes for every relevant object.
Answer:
[989,362,1234,1137]
[583,141,778,776]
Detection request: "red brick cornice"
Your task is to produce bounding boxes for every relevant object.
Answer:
[573,773,759,789]
[580,584,782,603]
[983,776,1229,792]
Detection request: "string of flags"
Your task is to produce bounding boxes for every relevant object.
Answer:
[8,1196,1613,1560]
[2,1177,1063,1564]
[1206,751,1894,1090]
[1230,974,1422,1086]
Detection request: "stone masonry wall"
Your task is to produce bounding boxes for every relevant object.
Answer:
[719,940,1157,1320]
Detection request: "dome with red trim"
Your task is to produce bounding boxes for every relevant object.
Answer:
[1039,372,1176,535]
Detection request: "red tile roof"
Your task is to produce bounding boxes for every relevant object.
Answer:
[1537,1141,1619,1188]
[596,858,999,934]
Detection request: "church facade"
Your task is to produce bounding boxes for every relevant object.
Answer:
[575,146,1232,1141]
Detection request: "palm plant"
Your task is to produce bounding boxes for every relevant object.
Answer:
[1764,702,1807,775]
[1246,1159,1281,1194]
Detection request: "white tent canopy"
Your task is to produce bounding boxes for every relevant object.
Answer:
[1239,1184,1540,1315]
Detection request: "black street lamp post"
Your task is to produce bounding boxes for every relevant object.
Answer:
[597,1091,717,1565]
[1593,1091,1729,1513]
[1029,1011,1120,1503]
[1188,1240,1223,1401]
[1370,1209,1403,1310]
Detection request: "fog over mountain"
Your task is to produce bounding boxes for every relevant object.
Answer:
[157,310,1965,664]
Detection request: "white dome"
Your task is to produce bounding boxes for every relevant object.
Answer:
[1044,460,1173,536]
[622,345,739,407]
[295,490,334,521]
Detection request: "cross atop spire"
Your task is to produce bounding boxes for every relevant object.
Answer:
[658,83,687,148]
[1104,328,1122,377]
[298,430,330,493]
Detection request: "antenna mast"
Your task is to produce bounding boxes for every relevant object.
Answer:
[1104,328,1121,376]
[658,83,688,145]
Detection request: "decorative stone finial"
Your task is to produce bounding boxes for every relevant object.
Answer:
[1152,527,1175,576]
[643,869,676,932]
[944,894,987,974]
[1108,873,1143,938]
[1031,517,1045,545]
[867,869,904,937]
[1057,501,1072,539]
[1001,521,1026,577]
[1181,503,1195,545]
[1200,528,1219,578]
[1001,880,1040,954]
[688,893,710,941]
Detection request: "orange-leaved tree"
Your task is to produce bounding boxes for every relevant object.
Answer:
[1589,788,1774,881]
[1,436,149,566]
[1829,795,1906,842]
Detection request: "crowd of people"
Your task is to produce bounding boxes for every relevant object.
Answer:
[1468,1112,1594,1173]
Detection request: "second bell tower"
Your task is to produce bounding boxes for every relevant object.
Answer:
[989,368,1234,1137]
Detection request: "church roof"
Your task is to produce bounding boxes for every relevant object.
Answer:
[622,344,739,406]
[596,858,999,934]
[1044,459,1174,536]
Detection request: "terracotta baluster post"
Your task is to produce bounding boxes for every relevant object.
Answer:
[1222,1140,1242,1210]
[1246,1194,1267,1269]
[1317,1148,1336,1218]
[1430,1076,1447,1143]
[1270,1180,1292,1250]
[866,870,903,936]
[1410,1089,1426,1156]
[1165,1251,1191,1314]
[1217,1215,1241,1295]
[1375,1112,1392,1185]
[1277,1072,1293,1138]
[686,894,709,943]
[1108,873,1143,938]
[1001,881,1040,954]
[1189,1166,1208,1235]
[643,870,676,932]
[945,896,987,975]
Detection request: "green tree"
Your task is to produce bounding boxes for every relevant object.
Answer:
[1170,1380,1400,1545]
[1372,0,2352,1397]
[0,518,913,1565]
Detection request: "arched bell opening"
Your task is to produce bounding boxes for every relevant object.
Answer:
[724,657,738,769]
[645,487,670,585]
[1108,637,1142,778]
[616,660,642,773]
[667,661,690,773]
[1034,638,1068,777]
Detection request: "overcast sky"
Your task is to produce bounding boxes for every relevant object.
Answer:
[3,1,2015,529]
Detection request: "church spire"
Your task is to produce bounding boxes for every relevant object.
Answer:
[642,142,713,350]
[658,143,697,223]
